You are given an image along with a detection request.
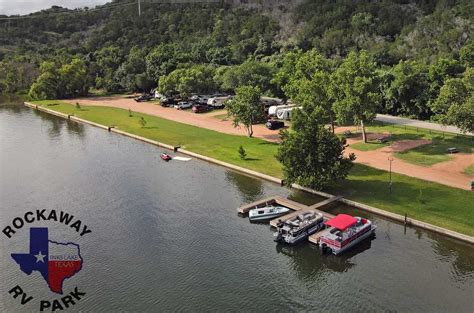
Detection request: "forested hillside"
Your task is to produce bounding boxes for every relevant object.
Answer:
[0,0,472,130]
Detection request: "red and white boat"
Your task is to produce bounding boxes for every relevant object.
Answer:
[319,214,376,255]
[160,153,172,161]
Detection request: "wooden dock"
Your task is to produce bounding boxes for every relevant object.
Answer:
[237,196,308,214]
[308,227,333,244]
[239,195,340,232]
[270,208,329,227]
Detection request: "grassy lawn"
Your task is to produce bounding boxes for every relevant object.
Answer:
[350,141,389,151]
[32,101,474,236]
[464,164,474,177]
[349,122,474,166]
[396,140,472,166]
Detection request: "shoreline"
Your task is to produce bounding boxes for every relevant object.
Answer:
[24,101,474,245]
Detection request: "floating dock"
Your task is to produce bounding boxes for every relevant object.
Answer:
[238,195,342,244]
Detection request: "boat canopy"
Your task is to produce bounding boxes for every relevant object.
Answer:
[325,214,357,231]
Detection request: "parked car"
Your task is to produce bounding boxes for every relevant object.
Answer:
[174,101,192,110]
[266,120,285,130]
[192,104,212,113]
[134,94,153,102]
[160,98,176,107]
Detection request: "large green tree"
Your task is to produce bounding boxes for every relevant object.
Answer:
[432,75,473,133]
[226,86,263,137]
[215,60,276,95]
[277,109,355,190]
[330,51,382,142]
[385,61,431,119]
[28,58,89,100]
[281,49,336,132]
[158,65,216,98]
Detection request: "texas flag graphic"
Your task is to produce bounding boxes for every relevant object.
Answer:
[11,227,83,294]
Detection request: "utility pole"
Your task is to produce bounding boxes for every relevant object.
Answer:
[138,0,141,16]
[388,157,394,193]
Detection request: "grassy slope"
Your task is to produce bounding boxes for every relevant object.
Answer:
[33,101,474,236]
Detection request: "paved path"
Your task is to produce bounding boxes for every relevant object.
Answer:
[375,114,473,136]
[70,96,473,190]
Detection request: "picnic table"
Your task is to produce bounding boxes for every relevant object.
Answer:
[376,135,391,143]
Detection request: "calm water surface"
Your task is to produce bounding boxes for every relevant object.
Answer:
[0,98,473,312]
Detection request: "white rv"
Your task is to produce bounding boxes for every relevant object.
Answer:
[268,104,297,116]
[276,107,300,120]
[207,95,232,108]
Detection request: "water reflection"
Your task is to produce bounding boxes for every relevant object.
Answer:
[31,109,85,138]
[225,170,263,203]
[429,235,474,278]
[276,234,375,276]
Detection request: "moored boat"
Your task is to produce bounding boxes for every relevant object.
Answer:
[160,153,172,161]
[274,211,325,245]
[319,214,376,255]
[248,206,290,222]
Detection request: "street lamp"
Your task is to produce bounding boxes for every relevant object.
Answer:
[388,157,394,193]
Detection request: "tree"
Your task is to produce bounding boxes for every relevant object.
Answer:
[431,77,473,133]
[459,42,474,67]
[215,60,276,95]
[276,110,355,190]
[145,44,181,82]
[29,59,89,100]
[385,61,431,119]
[94,45,124,92]
[158,65,216,98]
[58,58,89,98]
[115,46,154,92]
[139,117,147,128]
[28,62,60,100]
[445,97,473,133]
[330,51,382,142]
[226,86,262,137]
[238,146,247,160]
[281,49,335,132]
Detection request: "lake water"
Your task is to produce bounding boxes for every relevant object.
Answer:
[0,97,473,312]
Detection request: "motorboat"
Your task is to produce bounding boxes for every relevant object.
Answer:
[274,211,325,245]
[248,206,290,222]
[319,214,376,255]
[160,153,172,161]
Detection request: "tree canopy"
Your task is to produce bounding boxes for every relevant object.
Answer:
[226,86,263,137]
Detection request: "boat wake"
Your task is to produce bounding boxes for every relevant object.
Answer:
[172,156,192,162]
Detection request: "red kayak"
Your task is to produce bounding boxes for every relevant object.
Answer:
[160,153,172,161]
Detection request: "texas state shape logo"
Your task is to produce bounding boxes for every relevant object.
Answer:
[11,227,83,294]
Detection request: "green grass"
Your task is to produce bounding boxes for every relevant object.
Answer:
[350,141,389,151]
[327,164,474,236]
[352,122,474,166]
[32,100,474,236]
[464,164,474,177]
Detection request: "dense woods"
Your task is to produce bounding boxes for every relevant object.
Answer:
[0,0,472,131]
